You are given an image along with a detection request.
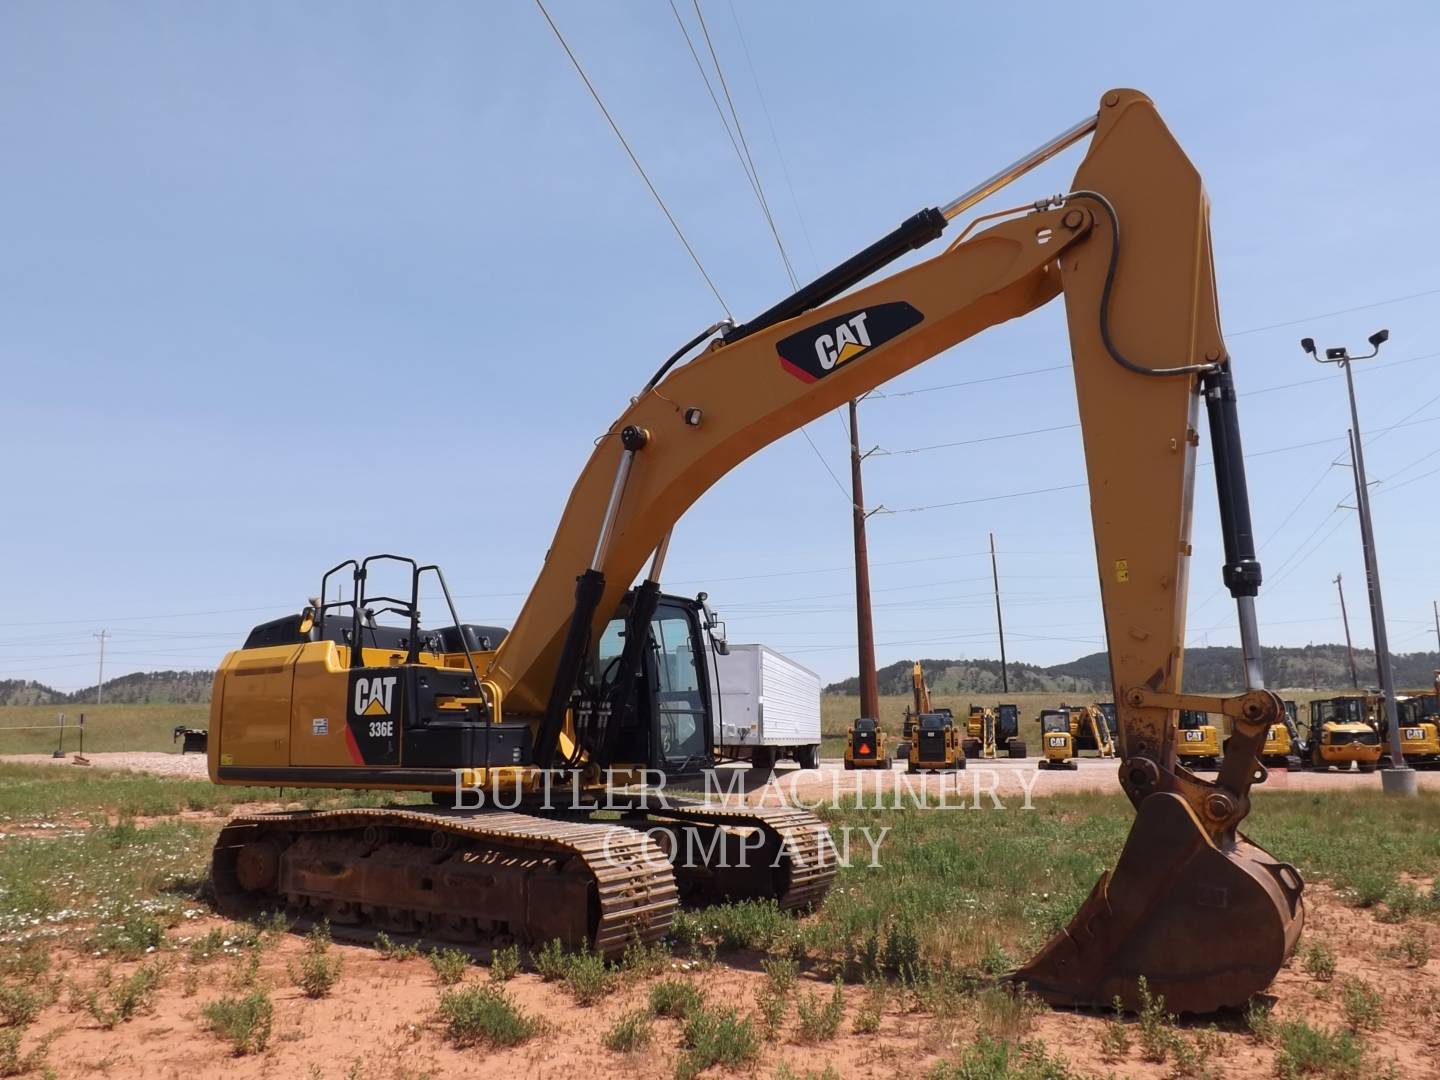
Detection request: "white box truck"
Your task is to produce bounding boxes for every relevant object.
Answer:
[710,644,821,769]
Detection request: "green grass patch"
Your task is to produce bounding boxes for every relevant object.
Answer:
[1242,791,1440,910]
[677,1004,760,1080]
[0,703,205,756]
[202,989,274,1055]
[426,947,469,987]
[80,963,164,1028]
[649,978,704,1019]
[794,977,845,1043]
[670,898,793,952]
[0,818,209,937]
[437,985,540,1047]
[489,943,520,983]
[603,1007,653,1053]
[1273,1019,1366,1079]
[290,922,342,998]
[927,1035,1080,1080]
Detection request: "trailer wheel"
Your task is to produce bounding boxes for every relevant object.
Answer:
[795,744,820,770]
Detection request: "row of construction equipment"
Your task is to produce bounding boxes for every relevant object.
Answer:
[845,666,1440,773]
[1175,682,1440,772]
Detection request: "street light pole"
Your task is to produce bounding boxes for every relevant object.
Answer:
[1301,330,1414,795]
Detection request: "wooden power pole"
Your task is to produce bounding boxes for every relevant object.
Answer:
[1334,574,1360,690]
[848,400,879,720]
[989,532,1009,693]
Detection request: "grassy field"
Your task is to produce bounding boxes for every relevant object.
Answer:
[1,762,1434,969]
[0,702,205,755]
[0,689,1351,760]
[0,763,1434,1077]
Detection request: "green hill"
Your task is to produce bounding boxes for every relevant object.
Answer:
[824,644,1440,696]
[0,670,213,707]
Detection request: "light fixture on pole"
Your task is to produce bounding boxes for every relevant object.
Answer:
[1300,329,1415,795]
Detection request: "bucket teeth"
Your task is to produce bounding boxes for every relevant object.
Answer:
[1012,791,1304,1014]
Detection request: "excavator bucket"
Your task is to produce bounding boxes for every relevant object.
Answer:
[1013,792,1304,1014]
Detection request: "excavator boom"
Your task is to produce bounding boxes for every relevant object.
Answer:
[483,88,1301,1010]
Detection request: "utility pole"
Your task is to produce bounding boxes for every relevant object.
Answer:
[1301,330,1413,793]
[848,399,879,721]
[1432,600,1439,653]
[1334,573,1360,690]
[989,532,1009,693]
[93,630,109,705]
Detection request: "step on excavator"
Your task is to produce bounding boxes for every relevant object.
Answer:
[206,88,1302,1014]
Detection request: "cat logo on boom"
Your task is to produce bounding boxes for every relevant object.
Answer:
[775,301,924,383]
[353,675,397,717]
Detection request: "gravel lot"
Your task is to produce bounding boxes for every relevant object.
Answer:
[4,751,1432,802]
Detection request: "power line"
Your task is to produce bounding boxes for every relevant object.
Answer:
[725,0,818,273]
[798,425,856,507]
[665,0,774,251]
[883,480,1089,515]
[689,0,798,289]
[1227,286,1440,338]
[534,0,731,315]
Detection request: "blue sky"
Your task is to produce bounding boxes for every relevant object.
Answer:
[2,1,1438,691]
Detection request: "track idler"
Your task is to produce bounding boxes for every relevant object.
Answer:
[1013,791,1302,1013]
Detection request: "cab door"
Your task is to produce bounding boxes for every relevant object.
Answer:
[647,602,712,771]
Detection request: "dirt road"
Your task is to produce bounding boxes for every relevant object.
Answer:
[6,751,1432,802]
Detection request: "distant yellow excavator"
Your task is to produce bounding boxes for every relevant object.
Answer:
[206,89,1301,1013]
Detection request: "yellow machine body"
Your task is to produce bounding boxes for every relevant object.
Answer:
[909,711,965,773]
[1039,709,1076,770]
[844,718,890,770]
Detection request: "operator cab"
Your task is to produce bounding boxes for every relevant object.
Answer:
[590,593,717,776]
[1041,709,1070,734]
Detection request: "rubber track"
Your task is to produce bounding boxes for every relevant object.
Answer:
[211,808,679,956]
[664,804,837,910]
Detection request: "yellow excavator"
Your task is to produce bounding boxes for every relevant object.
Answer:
[900,661,951,767]
[963,703,1027,759]
[205,89,1301,1013]
[1070,702,1119,759]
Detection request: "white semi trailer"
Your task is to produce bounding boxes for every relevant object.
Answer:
[709,643,821,769]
